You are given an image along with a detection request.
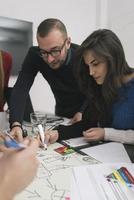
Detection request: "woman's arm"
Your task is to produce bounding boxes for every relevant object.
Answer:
[45,119,98,144]
[104,128,134,144]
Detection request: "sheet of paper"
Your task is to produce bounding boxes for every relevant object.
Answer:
[71,163,134,200]
[81,142,131,163]
[15,142,93,200]
[70,172,81,200]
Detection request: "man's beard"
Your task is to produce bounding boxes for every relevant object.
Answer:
[48,52,67,70]
[48,59,64,70]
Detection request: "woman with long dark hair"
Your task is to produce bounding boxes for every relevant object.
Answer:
[46,29,134,145]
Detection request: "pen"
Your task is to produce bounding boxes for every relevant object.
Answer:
[38,124,47,150]
[120,167,134,184]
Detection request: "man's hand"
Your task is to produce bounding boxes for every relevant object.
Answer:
[10,122,23,142]
[69,112,82,124]
[45,130,59,144]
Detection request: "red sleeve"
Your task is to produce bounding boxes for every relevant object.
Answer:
[2,51,12,87]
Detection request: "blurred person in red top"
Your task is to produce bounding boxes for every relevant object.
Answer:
[0,50,12,111]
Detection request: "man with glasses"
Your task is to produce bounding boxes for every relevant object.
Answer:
[9,18,86,138]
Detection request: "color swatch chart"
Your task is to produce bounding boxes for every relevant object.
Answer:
[106,166,134,200]
[71,163,134,200]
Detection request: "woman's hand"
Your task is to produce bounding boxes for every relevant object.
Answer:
[83,128,105,141]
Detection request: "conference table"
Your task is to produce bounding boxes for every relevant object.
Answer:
[1,112,133,199]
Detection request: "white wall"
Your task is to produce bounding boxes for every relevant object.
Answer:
[107,0,134,67]
[0,0,98,44]
[1,0,134,113]
[0,0,98,113]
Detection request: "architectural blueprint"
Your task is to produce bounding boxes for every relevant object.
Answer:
[15,143,99,200]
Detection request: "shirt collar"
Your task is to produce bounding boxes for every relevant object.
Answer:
[64,48,72,66]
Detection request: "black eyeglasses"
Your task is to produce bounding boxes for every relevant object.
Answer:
[38,39,67,59]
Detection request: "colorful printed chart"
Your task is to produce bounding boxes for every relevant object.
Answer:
[71,163,134,200]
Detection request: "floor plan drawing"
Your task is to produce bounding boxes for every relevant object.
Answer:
[15,143,98,200]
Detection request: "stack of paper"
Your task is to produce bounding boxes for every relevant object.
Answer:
[61,137,90,148]
[71,163,134,200]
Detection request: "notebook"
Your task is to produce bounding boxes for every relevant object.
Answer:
[61,137,98,149]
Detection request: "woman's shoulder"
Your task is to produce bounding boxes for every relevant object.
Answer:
[1,50,12,63]
[1,50,12,70]
[127,78,134,88]
[121,77,134,100]
[123,73,134,88]
[119,74,134,99]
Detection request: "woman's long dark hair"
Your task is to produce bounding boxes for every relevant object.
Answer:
[74,29,133,126]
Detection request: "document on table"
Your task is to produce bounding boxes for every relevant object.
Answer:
[15,142,93,200]
[61,136,90,148]
[81,142,131,163]
[71,163,134,200]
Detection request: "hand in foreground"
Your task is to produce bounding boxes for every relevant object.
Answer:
[10,126,23,142]
[69,112,82,124]
[0,138,39,200]
[0,133,8,152]
[44,130,59,144]
[83,128,105,141]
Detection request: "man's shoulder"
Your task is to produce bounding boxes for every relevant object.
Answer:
[70,43,80,50]
[28,46,39,53]
[26,46,41,59]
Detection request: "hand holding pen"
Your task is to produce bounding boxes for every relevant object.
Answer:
[0,131,27,150]
[0,138,39,200]
[44,130,59,144]
[37,124,48,150]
